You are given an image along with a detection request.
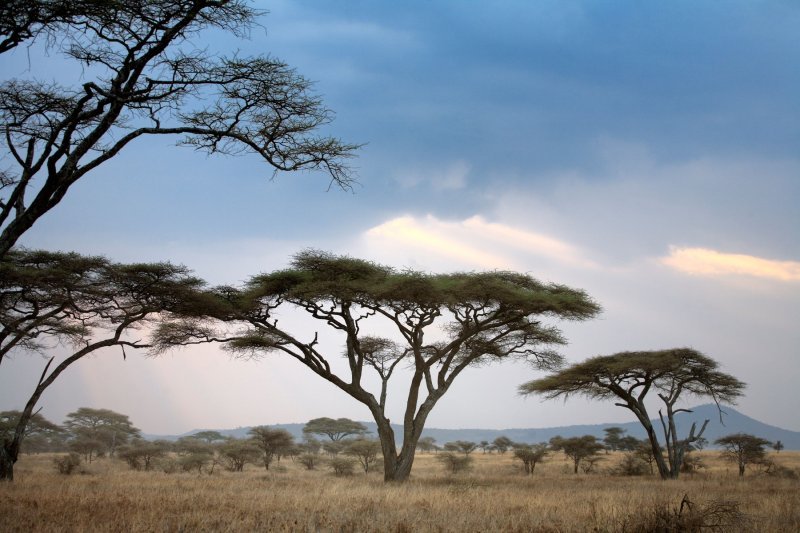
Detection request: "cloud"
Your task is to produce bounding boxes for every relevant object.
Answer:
[661,247,800,282]
[394,160,470,191]
[363,214,593,271]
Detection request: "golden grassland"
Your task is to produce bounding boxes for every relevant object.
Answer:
[1,451,799,532]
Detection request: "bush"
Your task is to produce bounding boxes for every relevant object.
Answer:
[329,457,356,476]
[618,494,747,532]
[614,453,650,476]
[53,453,81,475]
[298,453,319,470]
[436,452,473,474]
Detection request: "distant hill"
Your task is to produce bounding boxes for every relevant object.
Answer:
[145,404,800,449]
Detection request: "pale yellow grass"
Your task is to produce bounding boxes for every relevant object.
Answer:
[1,451,798,532]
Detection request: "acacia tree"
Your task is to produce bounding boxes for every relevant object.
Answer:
[549,435,604,474]
[715,433,771,477]
[513,443,548,475]
[521,348,745,479]
[0,0,359,257]
[64,407,140,457]
[247,426,294,470]
[156,250,600,482]
[0,249,219,480]
[303,417,368,442]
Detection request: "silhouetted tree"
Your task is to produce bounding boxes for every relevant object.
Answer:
[521,348,745,479]
[155,251,600,482]
[715,433,772,477]
[0,1,359,257]
[773,440,784,453]
[0,250,217,481]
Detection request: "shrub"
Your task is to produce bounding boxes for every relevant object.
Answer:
[298,453,319,470]
[53,453,81,475]
[436,452,473,474]
[618,494,747,532]
[614,453,650,476]
[329,457,356,476]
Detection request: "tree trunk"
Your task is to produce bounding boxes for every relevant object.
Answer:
[1,440,16,481]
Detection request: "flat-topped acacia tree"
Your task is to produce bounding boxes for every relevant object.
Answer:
[156,250,600,482]
[520,348,745,479]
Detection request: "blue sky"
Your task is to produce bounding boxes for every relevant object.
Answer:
[2,1,799,435]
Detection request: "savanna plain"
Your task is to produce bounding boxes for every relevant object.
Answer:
[1,450,798,532]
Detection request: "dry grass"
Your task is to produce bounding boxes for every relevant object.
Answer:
[2,451,799,532]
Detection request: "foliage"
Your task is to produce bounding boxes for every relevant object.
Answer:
[52,452,81,475]
[303,418,368,442]
[118,440,171,472]
[522,348,745,479]
[328,457,356,477]
[343,439,382,473]
[0,1,359,256]
[248,426,294,470]
[435,452,473,474]
[297,453,320,471]
[493,436,513,454]
[443,441,478,456]
[64,407,140,458]
[513,443,548,475]
[602,427,626,452]
[0,411,65,453]
[157,250,600,482]
[715,433,772,477]
[549,435,605,474]
[417,436,437,453]
[0,250,218,480]
[218,439,260,472]
[773,440,784,453]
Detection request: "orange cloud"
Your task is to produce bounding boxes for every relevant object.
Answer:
[662,247,800,281]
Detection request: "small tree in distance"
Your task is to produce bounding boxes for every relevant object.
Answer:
[513,443,549,475]
[493,436,514,454]
[247,427,294,471]
[550,435,604,474]
[773,441,784,453]
[715,433,772,477]
[303,418,368,442]
[521,348,745,479]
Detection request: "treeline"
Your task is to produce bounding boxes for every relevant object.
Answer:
[6,409,788,480]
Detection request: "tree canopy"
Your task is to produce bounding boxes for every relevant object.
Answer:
[302,418,368,442]
[715,433,772,477]
[0,0,359,257]
[0,249,218,480]
[521,348,745,479]
[157,250,600,482]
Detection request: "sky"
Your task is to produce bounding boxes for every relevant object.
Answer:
[1,0,799,436]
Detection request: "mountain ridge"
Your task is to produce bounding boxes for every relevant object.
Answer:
[145,404,800,449]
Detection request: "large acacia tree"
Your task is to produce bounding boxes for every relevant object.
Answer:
[520,348,745,479]
[0,0,359,257]
[156,250,600,482]
[0,249,220,480]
